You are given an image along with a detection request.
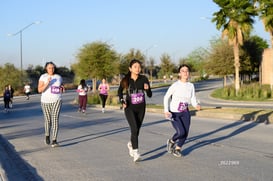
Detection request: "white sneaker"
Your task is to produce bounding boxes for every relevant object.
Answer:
[127,142,133,157]
[102,108,105,113]
[133,149,141,162]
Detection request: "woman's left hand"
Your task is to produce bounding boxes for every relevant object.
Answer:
[144,83,149,90]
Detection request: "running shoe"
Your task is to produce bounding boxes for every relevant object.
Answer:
[45,136,50,145]
[127,142,134,157]
[166,139,175,153]
[51,140,59,148]
[172,149,182,157]
[133,149,141,162]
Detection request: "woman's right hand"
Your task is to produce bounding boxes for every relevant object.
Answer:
[122,103,127,108]
[165,112,172,120]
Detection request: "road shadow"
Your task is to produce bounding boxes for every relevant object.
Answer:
[182,110,268,156]
[59,126,129,147]
[141,145,167,162]
[0,134,44,181]
[250,111,273,125]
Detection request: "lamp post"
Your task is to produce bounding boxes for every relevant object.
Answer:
[8,21,41,73]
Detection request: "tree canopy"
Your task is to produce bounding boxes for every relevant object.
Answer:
[73,41,119,83]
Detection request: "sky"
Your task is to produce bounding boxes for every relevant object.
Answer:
[0,0,270,69]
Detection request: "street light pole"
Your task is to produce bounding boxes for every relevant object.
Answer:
[8,21,41,73]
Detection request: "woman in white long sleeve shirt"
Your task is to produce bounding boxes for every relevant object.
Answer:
[163,64,201,157]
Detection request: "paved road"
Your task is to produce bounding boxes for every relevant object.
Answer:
[0,90,273,181]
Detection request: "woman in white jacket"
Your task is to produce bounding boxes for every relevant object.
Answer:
[163,64,201,157]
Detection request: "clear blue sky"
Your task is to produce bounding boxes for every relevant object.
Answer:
[0,0,270,69]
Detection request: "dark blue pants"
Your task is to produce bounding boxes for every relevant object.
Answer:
[171,111,191,147]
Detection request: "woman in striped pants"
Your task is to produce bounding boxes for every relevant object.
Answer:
[38,61,65,147]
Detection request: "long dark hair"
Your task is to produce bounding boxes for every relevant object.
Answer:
[121,59,142,89]
[80,79,86,88]
[44,61,58,74]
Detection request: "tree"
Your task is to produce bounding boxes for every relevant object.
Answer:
[212,0,257,94]
[0,63,22,92]
[73,41,119,92]
[186,47,209,78]
[255,0,273,48]
[119,48,145,75]
[158,53,176,79]
[205,38,234,86]
[240,35,269,80]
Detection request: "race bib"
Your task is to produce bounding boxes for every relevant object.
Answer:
[131,93,145,104]
[177,102,188,112]
[51,86,61,94]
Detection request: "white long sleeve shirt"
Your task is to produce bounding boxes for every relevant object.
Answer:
[163,80,198,113]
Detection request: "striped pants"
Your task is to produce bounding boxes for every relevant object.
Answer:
[41,100,62,141]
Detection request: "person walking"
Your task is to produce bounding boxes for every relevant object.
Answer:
[3,85,11,112]
[24,83,31,100]
[77,79,88,114]
[8,84,14,108]
[163,64,201,157]
[98,78,110,113]
[118,59,152,162]
[38,61,65,147]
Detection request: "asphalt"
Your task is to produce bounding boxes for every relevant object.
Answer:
[1,91,273,180]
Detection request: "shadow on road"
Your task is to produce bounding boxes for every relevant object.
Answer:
[0,135,44,181]
[183,117,261,156]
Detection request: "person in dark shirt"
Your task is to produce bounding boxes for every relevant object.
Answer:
[8,84,14,108]
[118,59,152,162]
[3,85,11,112]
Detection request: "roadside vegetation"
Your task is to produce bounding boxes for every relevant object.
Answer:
[212,83,273,101]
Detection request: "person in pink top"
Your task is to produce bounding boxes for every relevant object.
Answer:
[98,78,110,113]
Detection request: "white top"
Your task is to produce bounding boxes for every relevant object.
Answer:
[24,85,31,93]
[163,80,198,113]
[77,85,88,96]
[39,73,63,103]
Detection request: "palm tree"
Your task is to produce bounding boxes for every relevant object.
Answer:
[255,0,273,48]
[212,0,257,94]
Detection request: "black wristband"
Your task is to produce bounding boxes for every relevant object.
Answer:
[120,98,126,104]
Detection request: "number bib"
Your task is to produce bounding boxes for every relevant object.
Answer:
[177,102,188,112]
[51,86,61,94]
[131,93,145,104]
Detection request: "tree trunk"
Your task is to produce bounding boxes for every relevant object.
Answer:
[233,42,240,95]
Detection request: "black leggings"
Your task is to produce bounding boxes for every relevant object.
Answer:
[99,94,108,108]
[124,105,145,149]
[4,98,10,109]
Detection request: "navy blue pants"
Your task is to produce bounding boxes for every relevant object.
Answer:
[170,111,191,147]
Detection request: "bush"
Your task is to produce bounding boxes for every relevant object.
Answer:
[87,91,120,105]
[211,83,272,101]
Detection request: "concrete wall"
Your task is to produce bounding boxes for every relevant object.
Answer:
[261,48,273,85]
